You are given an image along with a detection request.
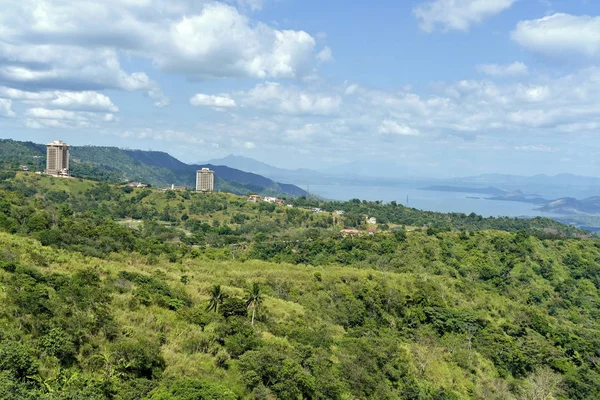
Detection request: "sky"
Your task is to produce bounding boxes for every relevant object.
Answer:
[1,0,600,177]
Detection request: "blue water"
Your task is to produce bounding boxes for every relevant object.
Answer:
[309,183,563,218]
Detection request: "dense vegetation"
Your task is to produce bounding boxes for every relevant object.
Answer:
[0,139,307,197]
[0,171,598,399]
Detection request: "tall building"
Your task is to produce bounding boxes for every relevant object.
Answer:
[196,168,215,192]
[45,140,70,176]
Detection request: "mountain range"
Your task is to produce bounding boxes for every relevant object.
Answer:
[203,154,320,183]
[205,155,600,192]
[0,139,308,197]
[422,184,600,216]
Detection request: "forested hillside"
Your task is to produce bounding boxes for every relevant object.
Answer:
[0,139,308,197]
[0,171,599,399]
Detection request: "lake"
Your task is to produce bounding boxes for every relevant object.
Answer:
[308,183,563,218]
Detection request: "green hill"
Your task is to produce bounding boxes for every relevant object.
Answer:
[0,139,308,197]
[0,171,598,398]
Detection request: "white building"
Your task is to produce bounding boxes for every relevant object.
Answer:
[196,168,215,192]
[45,140,70,176]
[264,197,285,205]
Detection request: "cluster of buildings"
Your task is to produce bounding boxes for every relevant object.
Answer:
[158,168,215,192]
[37,141,381,237]
[40,139,218,194]
[248,194,289,206]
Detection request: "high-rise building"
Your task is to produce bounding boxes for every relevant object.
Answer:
[196,168,215,192]
[45,140,70,176]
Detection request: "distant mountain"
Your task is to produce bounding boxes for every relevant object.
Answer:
[537,196,600,215]
[318,160,410,179]
[418,181,600,215]
[203,154,320,182]
[454,173,600,188]
[0,139,308,197]
[419,185,507,196]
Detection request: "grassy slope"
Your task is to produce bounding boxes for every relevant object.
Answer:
[2,227,600,398]
[0,232,555,397]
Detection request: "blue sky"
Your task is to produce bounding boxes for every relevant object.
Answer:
[1,0,600,177]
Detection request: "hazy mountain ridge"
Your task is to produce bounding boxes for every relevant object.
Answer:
[204,154,321,182]
[422,182,600,215]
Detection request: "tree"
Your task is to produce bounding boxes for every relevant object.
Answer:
[246,282,263,326]
[521,367,563,400]
[206,284,224,313]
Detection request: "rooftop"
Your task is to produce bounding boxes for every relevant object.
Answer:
[47,140,70,146]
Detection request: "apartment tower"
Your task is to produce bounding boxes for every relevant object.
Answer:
[45,140,70,176]
[196,168,215,192]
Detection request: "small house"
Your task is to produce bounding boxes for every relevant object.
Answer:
[248,194,261,203]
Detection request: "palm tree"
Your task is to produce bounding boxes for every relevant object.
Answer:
[206,284,224,313]
[246,282,263,326]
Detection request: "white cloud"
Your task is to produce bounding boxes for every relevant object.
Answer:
[476,62,529,77]
[0,99,15,118]
[0,87,119,113]
[378,120,420,136]
[147,87,170,108]
[190,93,237,108]
[0,0,321,107]
[414,0,516,32]
[515,85,550,102]
[512,13,600,58]
[25,108,86,121]
[156,4,317,79]
[239,82,342,115]
[42,91,118,112]
[317,47,334,63]
[119,128,206,145]
[23,107,116,129]
[344,84,360,95]
[236,0,265,11]
[285,123,323,141]
[514,144,553,152]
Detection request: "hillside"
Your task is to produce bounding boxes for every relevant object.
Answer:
[0,139,308,197]
[0,171,598,398]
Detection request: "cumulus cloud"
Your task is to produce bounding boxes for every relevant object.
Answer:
[344,84,360,95]
[285,123,323,141]
[24,107,116,129]
[0,99,15,118]
[0,88,118,112]
[378,120,420,136]
[238,82,342,115]
[414,0,516,32]
[155,5,317,79]
[0,1,321,85]
[512,13,600,58]
[190,93,237,108]
[476,62,529,77]
[317,47,334,63]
